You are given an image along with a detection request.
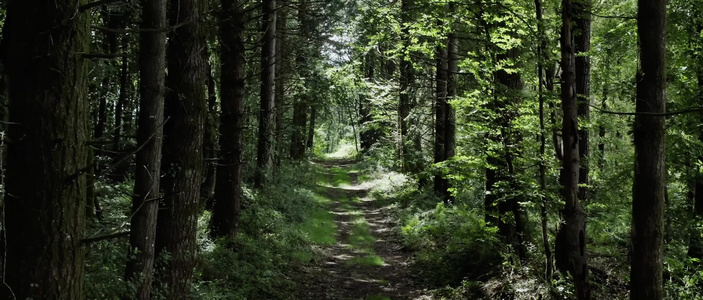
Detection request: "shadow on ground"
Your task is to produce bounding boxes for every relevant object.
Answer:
[294,162,427,300]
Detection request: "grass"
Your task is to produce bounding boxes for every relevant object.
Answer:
[348,254,385,266]
[299,206,337,245]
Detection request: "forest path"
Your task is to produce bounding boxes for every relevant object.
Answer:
[294,160,427,300]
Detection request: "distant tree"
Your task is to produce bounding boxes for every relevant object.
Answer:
[123,0,167,298]
[156,0,208,297]
[1,0,90,298]
[630,0,667,298]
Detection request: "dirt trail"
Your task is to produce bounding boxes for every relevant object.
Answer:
[294,161,427,300]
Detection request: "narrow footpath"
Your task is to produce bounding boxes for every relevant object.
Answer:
[294,160,427,300]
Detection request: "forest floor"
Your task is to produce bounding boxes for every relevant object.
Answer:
[292,159,429,300]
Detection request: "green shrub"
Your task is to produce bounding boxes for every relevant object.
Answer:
[400,202,502,287]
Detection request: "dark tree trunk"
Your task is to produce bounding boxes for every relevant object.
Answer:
[534,0,553,280]
[256,0,277,188]
[360,52,376,153]
[95,17,111,142]
[630,0,667,299]
[113,35,130,152]
[445,18,457,170]
[275,0,288,166]
[201,60,218,205]
[433,12,458,202]
[575,0,591,203]
[123,0,167,298]
[1,1,90,298]
[398,0,414,171]
[433,34,448,199]
[156,0,207,297]
[291,2,311,159]
[210,0,246,240]
[555,0,590,298]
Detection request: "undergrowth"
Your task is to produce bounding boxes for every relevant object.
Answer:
[84,162,330,300]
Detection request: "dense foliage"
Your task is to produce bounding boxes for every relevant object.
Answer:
[0,0,701,299]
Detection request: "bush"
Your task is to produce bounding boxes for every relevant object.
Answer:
[400,202,502,287]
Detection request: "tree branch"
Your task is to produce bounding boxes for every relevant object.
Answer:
[81,231,130,244]
[591,104,702,116]
[79,0,124,12]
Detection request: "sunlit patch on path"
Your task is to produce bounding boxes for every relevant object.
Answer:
[294,160,428,299]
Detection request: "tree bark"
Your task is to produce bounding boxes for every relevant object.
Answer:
[360,52,376,153]
[433,33,448,199]
[575,0,591,203]
[534,0,553,281]
[275,0,288,166]
[1,1,90,298]
[555,0,590,298]
[123,0,167,298]
[156,0,208,297]
[290,98,308,159]
[433,9,457,203]
[256,0,277,188]
[210,0,246,240]
[201,61,218,206]
[112,34,130,153]
[398,0,414,171]
[630,0,667,298]
[292,1,315,158]
[445,16,457,172]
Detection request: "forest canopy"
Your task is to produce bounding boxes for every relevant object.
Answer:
[0,0,699,299]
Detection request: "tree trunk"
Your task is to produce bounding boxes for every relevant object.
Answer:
[445,16,457,171]
[210,0,246,240]
[433,34,448,199]
[555,0,590,298]
[433,11,457,202]
[256,0,277,188]
[201,62,218,206]
[534,0,553,281]
[113,35,130,153]
[275,0,288,166]
[156,0,207,297]
[398,0,413,171]
[1,1,90,298]
[123,0,167,298]
[441,14,458,201]
[360,52,376,153]
[630,0,667,299]
[575,0,591,203]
